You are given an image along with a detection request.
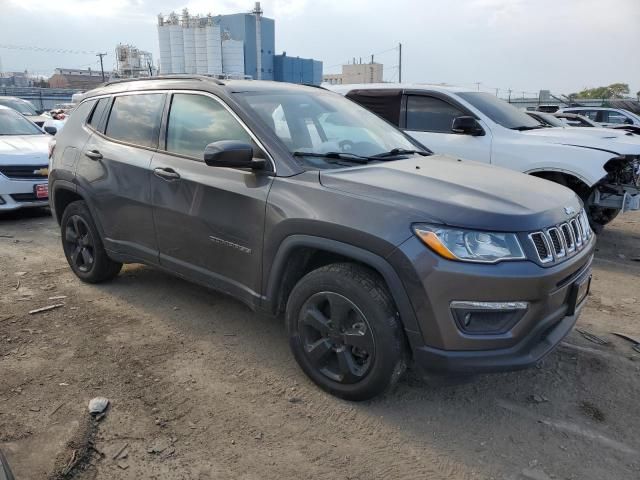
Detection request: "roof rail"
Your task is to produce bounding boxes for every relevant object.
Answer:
[103,75,225,87]
[302,83,328,90]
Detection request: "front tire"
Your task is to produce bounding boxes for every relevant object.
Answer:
[286,263,406,401]
[60,200,122,283]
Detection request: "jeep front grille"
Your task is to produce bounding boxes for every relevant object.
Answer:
[529,209,591,264]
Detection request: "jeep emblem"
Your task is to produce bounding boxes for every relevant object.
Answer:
[564,206,576,216]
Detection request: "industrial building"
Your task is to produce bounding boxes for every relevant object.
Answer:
[156,3,322,84]
[273,54,322,85]
[48,68,105,89]
[323,61,384,85]
[115,44,154,78]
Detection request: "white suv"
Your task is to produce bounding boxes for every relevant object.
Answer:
[330,84,640,230]
[558,106,640,128]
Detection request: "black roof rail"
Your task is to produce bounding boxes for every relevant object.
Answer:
[301,83,327,90]
[103,75,225,87]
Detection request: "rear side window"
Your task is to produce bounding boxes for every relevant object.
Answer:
[88,97,110,130]
[166,93,252,159]
[602,110,630,124]
[105,94,165,148]
[406,95,464,132]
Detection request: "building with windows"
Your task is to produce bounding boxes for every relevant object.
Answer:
[323,61,383,85]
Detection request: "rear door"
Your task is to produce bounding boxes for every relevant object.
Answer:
[402,94,492,163]
[77,92,165,264]
[150,91,274,306]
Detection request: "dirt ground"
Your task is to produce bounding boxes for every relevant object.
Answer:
[1,209,639,480]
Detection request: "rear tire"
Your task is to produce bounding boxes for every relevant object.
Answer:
[60,200,122,283]
[286,263,406,401]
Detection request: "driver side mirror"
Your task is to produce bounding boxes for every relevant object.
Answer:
[44,126,57,135]
[203,141,266,170]
[451,116,484,136]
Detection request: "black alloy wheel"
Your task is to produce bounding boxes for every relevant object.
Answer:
[299,292,376,384]
[64,215,95,273]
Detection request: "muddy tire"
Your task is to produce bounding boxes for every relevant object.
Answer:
[286,263,406,401]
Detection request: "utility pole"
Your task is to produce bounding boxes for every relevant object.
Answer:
[495,88,499,97]
[398,43,402,83]
[371,54,374,64]
[475,82,481,91]
[508,88,512,103]
[96,53,107,82]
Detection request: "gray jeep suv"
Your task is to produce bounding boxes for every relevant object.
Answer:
[49,77,594,400]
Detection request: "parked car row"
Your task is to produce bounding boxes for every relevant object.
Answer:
[44,77,599,400]
[329,84,640,231]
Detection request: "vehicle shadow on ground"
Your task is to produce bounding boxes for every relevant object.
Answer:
[92,262,639,480]
[0,207,51,224]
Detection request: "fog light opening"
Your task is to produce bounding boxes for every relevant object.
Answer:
[450,301,528,334]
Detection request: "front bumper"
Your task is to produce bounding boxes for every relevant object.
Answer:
[389,235,595,373]
[0,175,49,211]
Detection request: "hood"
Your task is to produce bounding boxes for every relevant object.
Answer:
[520,127,640,155]
[320,155,580,232]
[0,135,50,165]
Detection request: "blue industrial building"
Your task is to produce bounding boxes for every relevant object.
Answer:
[273,54,323,85]
[216,4,322,85]
[217,13,276,81]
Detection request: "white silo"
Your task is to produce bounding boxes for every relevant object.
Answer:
[182,10,196,74]
[205,24,223,75]
[222,39,245,77]
[194,26,208,74]
[157,16,172,74]
[169,23,185,73]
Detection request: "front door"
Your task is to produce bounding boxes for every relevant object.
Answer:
[403,94,492,163]
[150,92,274,305]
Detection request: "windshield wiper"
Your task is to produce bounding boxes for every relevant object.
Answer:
[292,151,373,164]
[371,148,430,158]
[510,125,545,131]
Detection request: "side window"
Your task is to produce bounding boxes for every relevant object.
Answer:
[406,95,464,133]
[87,97,110,130]
[166,93,252,159]
[105,93,165,148]
[602,110,629,124]
[569,109,598,121]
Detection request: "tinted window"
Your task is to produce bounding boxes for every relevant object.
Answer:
[105,94,165,148]
[166,94,252,159]
[88,98,110,130]
[566,109,598,121]
[602,110,630,124]
[457,92,540,129]
[406,96,464,132]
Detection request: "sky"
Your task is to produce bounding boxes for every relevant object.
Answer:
[1,0,639,97]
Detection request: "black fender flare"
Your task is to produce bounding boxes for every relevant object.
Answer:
[265,235,422,347]
[50,180,107,239]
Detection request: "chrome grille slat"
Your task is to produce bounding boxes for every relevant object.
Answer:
[561,223,575,252]
[528,209,590,265]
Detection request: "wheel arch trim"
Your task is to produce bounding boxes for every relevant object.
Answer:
[265,235,422,346]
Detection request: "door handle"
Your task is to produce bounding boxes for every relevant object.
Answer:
[85,149,103,160]
[153,167,181,181]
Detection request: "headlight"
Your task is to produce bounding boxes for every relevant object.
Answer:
[413,224,526,263]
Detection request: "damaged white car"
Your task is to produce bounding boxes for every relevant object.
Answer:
[330,84,640,231]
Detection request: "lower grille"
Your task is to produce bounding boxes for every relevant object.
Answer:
[10,193,46,202]
[0,165,48,180]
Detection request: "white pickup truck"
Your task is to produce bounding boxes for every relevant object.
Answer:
[329,84,640,230]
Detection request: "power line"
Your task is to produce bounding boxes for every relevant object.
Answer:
[0,44,101,55]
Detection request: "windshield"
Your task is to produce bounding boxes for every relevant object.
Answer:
[0,109,44,135]
[235,89,424,169]
[528,111,564,127]
[0,98,38,116]
[457,92,542,130]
